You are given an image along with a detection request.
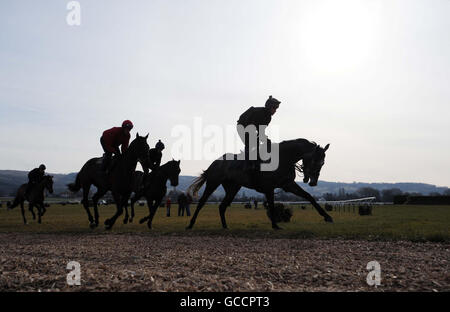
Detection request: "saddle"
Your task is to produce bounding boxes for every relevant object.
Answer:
[99,154,121,174]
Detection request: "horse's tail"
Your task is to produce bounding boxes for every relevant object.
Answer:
[187,171,208,198]
[67,173,81,192]
[9,184,26,209]
[9,194,21,210]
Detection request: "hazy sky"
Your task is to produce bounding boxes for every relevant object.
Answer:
[1,0,449,187]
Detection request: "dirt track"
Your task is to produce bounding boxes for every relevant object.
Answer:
[0,233,448,292]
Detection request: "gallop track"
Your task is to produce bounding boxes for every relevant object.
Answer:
[0,233,448,291]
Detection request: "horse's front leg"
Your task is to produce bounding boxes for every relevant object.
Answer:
[105,191,131,229]
[146,196,164,230]
[105,193,123,230]
[129,199,135,223]
[265,191,281,230]
[20,202,27,225]
[36,203,43,224]
[129,190,142,223]
[139,197,152,225]
[29,203,36,220]
[82,187,95,228]
[283,182,333,223]
[123,199,130,224]
[92,188,108,227]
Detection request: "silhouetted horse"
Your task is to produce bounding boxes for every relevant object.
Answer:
[187,139,331,230]
[129,160,181,229]
[67,133,150,229]
[9,175,54,224]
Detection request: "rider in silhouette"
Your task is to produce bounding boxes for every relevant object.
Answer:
[142,139,165,187]
[100,120,133,173]
[148,140,165,171]
[25,164,46,197]
[236,95,280,171]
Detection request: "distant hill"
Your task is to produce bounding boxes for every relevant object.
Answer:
[0,170,78,196]
[1,170,448,199]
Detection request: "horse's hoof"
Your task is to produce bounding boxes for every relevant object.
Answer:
[89,222,96,229]
[105,224,112,230]
[324,216,334,223]
[186,225,192,230]
[38,220,42,224]
[139,218,145,224]
[129,219,133,223]
[272,225,282,230]
[123,218,128,224]
[104,219,110,225]
[147,223,152,230]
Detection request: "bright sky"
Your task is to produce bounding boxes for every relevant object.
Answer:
[1,0,449,187]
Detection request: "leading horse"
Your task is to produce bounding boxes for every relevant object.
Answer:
[187,139,332,230]
[67,133,150,229]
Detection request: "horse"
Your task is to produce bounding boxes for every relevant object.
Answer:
[129,160,181,229]
[67,133,151,229]
[9,175,54,224]
[186,138,332,230]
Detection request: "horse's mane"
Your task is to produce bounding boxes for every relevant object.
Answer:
[279,139,318,178]
[161,159,178,167]
[279,138,317,147]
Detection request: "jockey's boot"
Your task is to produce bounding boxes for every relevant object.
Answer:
[101,154,111,174]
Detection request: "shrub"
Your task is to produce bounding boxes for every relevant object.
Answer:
[267,203,293,223]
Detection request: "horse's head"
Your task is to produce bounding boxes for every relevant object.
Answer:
[43,175,54,194]
[166,159,181,187]
[301,143,329,187]
[129,133,151,170]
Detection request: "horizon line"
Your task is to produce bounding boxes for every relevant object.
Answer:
[0,168,449,189]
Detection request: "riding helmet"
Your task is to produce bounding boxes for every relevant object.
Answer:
[155,140,165,150]
[122,120,134,130]
[39,164,46,170]
[265,95,281,109]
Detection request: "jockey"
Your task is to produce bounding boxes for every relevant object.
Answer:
[141,139,165,188]
[25,164,46,197]
[148,139,165,171]
[100,120,133,172]
[236,95,280,169]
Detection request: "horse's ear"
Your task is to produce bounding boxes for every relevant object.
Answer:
[145,133,149,139]
[324,143,330,152]
[136,132,139,138]
[178,160,180,165]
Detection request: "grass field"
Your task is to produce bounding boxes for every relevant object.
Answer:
[0,203,448,242]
